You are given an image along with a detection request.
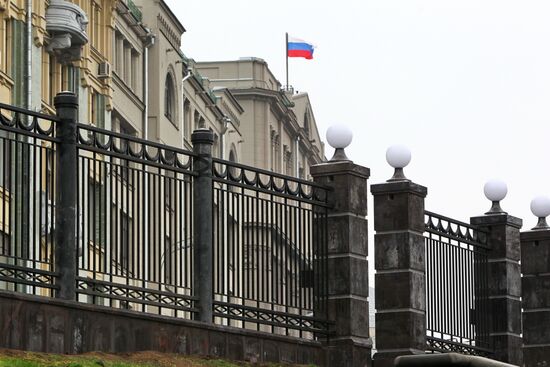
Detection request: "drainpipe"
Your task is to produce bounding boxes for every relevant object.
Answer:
[26,0,32,110]
[181,66,192,146]
[143,30,155,140]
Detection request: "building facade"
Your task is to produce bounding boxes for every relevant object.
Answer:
[195,58,325,179]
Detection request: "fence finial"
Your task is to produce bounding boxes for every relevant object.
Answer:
[386,144,411,182]
[484,179,508,215]
[530,195,550,230]
[326,124,352,161]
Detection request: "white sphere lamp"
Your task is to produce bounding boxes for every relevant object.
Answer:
[386,145,412,182]
[483,179,508,214]
[530,195,550,230]
[326,125,353,161]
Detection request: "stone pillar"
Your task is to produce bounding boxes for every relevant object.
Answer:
[54,91,79,301]
[192,128,214,323]
[370,180,427,366]
[310,160,372,367]
[470,214,522,365]
[521,229,550,366]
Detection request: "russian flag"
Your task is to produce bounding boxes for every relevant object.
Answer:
[287,36,315,60]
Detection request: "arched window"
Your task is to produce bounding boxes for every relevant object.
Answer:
[164,73,175,121]
[304,111,310,136]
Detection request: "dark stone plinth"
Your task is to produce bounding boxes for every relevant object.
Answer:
[327,214,368,255]
[521,229,550,367]
[523,346,550,367]
[310,161,370,216]
[375,271,425,310]
[371,179,427,365]
[371,181,427,234]
[312,160,372,367]
[374,232,425,271]
[0,291,326,366]
[327,255,369,297]
[522,275,550,309]
[471,213,523,366]
[327,338,372,367]
[375,311,426,352]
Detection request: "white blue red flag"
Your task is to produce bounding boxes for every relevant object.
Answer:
[287,36,315,60]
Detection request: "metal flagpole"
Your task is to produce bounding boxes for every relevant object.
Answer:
[285,32,289,90]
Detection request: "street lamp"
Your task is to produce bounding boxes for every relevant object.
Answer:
[386,145,411,182]
[530,195,550,230]
[326,124,352,162]
[483,179,507,214]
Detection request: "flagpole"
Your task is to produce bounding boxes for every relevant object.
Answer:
[285,32,289,90]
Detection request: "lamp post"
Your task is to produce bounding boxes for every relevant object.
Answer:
[386,144,411,182]
[483,179,508,214]
[326,124,353,161]
[529,195,550,230]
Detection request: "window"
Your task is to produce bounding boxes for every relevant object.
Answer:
[164,73,175,122]
[91,91,105,129]
[0,17,10,74]
[118,118,137,182]
[61,64,76,93]
[304,111,310,136]
[131,50,139,90]
[88,178,106,250]
[91,2,101,50]
[194,111,200,131]
[183,100,190,139]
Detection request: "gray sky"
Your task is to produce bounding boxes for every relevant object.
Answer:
[166,0,550,230]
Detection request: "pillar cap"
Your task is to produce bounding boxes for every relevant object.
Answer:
[521,228,550,241]
[54,91,78,108]
[310,160,370,179]
[470,213,522,229]
[191,129,214,145]
[370,180,427,197]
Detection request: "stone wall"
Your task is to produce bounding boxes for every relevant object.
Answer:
[0,290,326,366]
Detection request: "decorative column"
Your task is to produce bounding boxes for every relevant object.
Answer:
[192,128,214,323]
[470,180,522,365]
[521,196,550,367]
[54,91,79,300]
[371,145,427,367]
[310,125,372,367]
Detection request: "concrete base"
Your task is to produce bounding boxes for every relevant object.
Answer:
[0,290,326,365]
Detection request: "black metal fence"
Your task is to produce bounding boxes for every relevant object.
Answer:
[0,97,331,339]
[424,211,491,356]
[0,103,58,297]
[212,158,330,337]
[75,124,198,317]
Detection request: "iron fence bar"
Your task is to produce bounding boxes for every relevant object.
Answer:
[0,103,61,123]
[424,209,492,356]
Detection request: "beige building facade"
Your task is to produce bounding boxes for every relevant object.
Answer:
[195,58,325,179]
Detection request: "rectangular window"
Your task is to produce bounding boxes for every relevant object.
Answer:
[131,50,138,90]
[119,118,136,182]
[61,65,76,93]
[91,91,105,129]
[88,178,106,249]
[1,18,9,74]
[123,42,130,83]
[93,4,100,50]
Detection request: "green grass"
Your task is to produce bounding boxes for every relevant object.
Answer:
[0,357,155,367]
[0,351,318,367]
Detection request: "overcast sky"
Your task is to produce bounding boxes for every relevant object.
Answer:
[166,0,550,232]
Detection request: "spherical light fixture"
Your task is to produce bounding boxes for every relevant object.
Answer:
[530,195,550,230]
[483,179,508,214]
[386,145,411,182]
[326,125,353,161]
